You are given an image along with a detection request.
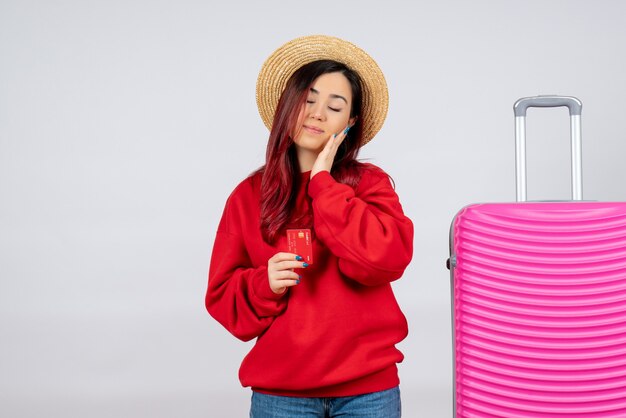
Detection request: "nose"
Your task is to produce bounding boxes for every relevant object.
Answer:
[309,102,325,121]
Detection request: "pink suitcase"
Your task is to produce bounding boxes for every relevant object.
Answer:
[449,96,626,417]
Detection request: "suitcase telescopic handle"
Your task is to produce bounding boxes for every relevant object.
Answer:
[513,95,583,202]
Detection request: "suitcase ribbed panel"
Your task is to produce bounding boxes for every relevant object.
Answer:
[453,202,626,417]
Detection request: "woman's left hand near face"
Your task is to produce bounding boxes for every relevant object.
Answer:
[310,125,351,179]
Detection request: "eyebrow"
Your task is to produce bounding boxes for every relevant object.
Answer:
[309,88,348,104]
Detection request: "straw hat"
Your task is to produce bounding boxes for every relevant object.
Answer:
[256,35,388,146]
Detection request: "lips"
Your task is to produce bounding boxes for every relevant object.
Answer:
[303,125,324,135]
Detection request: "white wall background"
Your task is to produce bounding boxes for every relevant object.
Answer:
[2,0,626,417]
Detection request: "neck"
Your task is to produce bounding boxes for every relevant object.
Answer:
[296,147,319,173]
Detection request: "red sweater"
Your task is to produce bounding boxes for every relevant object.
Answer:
[206,164,413,397]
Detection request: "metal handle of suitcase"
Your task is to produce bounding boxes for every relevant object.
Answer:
[513,95,583,202]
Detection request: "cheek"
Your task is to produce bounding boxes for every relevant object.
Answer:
[331,112,351,130]
[291,107,306,138]
[296,106,306,124]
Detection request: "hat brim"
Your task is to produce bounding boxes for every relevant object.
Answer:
[256,35,388,146]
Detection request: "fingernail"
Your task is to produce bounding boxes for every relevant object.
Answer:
[296,279,300,285]
[302,262,309,268]
[343,126,351,135]
[295,255,303,261]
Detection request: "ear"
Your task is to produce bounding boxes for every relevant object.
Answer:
[349,116,358,127]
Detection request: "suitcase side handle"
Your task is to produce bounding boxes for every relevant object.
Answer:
[513,95,583,202]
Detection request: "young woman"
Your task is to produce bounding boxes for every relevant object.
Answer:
[206,35,413,418]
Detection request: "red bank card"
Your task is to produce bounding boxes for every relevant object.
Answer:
[287,229,313,264]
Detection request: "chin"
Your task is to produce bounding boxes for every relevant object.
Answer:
[295,137,326,152]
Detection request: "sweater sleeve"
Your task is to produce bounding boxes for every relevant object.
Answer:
[308,168,414,286]
[206,192,288,342]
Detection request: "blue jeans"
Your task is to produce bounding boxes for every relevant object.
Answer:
[250,386,401,418]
